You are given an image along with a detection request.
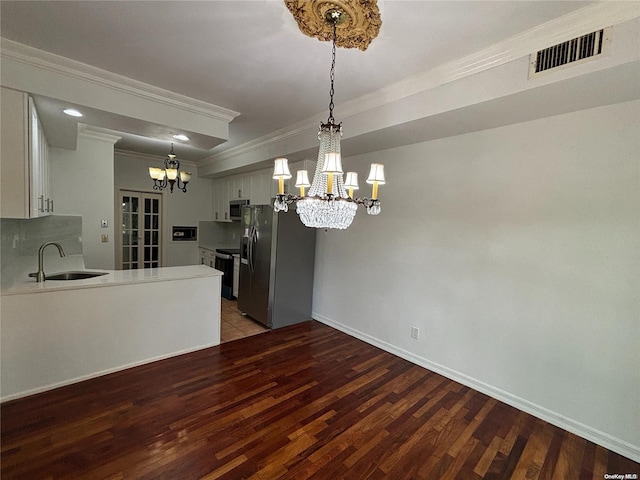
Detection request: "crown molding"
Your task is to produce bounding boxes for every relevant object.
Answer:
[0,38,240,123]
[78,125,121,144]
[209,1,640,165]
[366,1,640,107]
[199,118,315,167]
[115,148,198,168]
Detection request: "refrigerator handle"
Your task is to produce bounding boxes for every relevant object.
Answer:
[250,227,258,272]
[248,226,255,273]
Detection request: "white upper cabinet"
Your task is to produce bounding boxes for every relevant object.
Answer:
[212,178,231,222]
[210,161,315,220]
[1,88,52,219]
[233,175,251,200]
[250,169,273,205]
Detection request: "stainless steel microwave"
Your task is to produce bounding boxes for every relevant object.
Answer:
[229,199,249,221]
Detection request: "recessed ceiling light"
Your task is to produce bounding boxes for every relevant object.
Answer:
[172,134,189,141]
[63,108,83,117]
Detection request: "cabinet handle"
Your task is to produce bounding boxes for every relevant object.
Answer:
[215,212,218,220]
[50,199,54,212]
[45,198,51,212]
[225,212,228,220]
[238,189,242,198]
[38,195,45,212]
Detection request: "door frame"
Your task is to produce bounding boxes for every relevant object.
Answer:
[115,187,166,269]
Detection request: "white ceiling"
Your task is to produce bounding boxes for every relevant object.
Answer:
[0,0,601,164]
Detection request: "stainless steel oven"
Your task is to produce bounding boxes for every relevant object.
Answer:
[214,248,239,300]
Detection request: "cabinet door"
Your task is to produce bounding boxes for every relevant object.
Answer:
[0,88,29,218]
[0,90,52,218]
[231,175,243,200]
[213,179,223,221]
[28,98,52,218]
[241,175,251,200]
[213,178,231,222]
[211,180,217,220]
[227,178,237,205]
[40,117,53,214]
[29,98,44,217]
[221,178,231,221]
[250,169,272,205]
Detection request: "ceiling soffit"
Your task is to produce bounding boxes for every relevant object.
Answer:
[202,2,640,171]
[285,0,381,51]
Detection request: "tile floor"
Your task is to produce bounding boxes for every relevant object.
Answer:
[220,298,269,343]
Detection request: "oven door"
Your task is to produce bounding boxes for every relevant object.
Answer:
[214,253,234,299]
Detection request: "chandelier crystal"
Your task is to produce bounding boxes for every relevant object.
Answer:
[273,8,385,229]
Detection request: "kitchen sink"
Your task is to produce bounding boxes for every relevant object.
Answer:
[46,271,108,281]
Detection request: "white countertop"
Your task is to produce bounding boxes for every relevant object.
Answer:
[1,254,222,296]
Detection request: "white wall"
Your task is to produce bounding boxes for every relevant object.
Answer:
[114,152,214,267]
[312,100,640,460]
[50,132,118,269]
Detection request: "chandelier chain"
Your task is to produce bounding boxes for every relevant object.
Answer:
[327,20,337,124]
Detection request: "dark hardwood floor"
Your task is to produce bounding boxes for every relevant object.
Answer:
[1,321,638,479]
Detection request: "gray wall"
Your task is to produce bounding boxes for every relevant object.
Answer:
[312,100,640,457]
[114,151,214,267]
[50,132,117,269]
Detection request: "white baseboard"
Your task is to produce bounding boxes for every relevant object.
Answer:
[313,312,640,463]
[0,341,219,403]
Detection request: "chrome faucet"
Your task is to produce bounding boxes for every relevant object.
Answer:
[34,242,66,282]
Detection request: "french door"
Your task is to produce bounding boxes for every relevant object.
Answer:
[118,190,162,269]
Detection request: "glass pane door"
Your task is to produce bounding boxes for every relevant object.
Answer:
[119,191,162,270]
[143,197,160,268]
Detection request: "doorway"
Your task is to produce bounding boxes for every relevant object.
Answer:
[117,190,162,269]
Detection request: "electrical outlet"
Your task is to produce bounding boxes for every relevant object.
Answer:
[100,219,108,228]
[101,234,109,243]
[411,326,420,340]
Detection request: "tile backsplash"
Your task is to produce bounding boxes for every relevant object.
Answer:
[198,220,242,248]
[1,216,83,273]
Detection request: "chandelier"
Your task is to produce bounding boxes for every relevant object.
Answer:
[272,8,385,229]
[148,143,191,193]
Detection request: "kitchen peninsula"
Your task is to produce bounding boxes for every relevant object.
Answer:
[1,260,222,402]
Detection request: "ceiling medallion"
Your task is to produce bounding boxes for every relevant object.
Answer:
[284,0,381,51]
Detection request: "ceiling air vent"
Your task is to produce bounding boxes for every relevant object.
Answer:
[530,27,610,77]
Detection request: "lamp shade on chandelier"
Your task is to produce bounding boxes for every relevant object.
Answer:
[149,143,191,193]
[273,8,385,229]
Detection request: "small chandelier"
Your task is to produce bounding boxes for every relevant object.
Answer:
[273,9,385,229]
[148,143,191,193]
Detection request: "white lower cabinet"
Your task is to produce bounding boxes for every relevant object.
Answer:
[200,248,215,268]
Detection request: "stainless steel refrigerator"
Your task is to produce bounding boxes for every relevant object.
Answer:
[237,204,316,328]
